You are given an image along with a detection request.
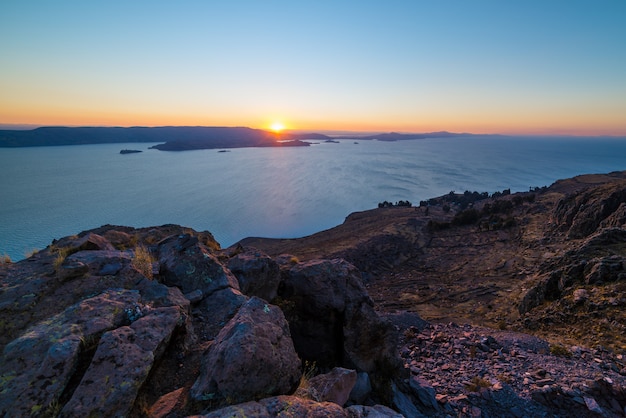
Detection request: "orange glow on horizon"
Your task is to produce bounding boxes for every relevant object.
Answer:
[1,113,625,137]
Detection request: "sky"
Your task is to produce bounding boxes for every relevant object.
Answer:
[1,1,625,135]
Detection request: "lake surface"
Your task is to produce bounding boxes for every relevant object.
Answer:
[2,136,626,261]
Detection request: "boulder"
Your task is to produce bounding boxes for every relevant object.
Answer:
[63,250,133,277]
[158,234,240,297]
[585,256,624,284]
[391,381,425,418]
[409,376,440,411]
[60,307,182,417]
[0,289,143,416]
[192,286,248,341]
[518,271,562,314]
[56,232,116,253]
[572,288,589,304]
[307,367,357,406]
[227,247,281,301]
[190,297,301,403]
[279,259,399,375]
[349,372,372,404]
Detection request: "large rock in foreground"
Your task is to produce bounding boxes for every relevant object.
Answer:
[279,259,400,379]
[60,307,182,417]
[191,297,302,403]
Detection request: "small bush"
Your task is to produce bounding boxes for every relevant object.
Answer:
[549,344,572,358]
[452,208,480,226]
[427,220,451,231]
[1,253,11,264]
[132,245,155,279]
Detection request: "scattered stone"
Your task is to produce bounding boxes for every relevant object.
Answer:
[148,388,185,418]
[584,396,603,414]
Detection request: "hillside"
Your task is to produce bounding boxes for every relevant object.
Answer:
[242,171,626,352]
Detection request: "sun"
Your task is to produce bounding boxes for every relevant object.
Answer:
[270,122,285,133]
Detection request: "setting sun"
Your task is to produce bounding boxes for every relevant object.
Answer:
[270,122,285,133]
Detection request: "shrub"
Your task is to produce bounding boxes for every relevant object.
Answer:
[427,220,451,231]
[452,208,479,226]
[549,344,572,358]
[1,253,11,264]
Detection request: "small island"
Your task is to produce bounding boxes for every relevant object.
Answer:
[120,149,142,154]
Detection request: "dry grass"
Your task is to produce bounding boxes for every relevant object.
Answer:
[52,247,71,271]
[24,248,39,258]
[465,376,492,392]
[1,253,11,264]
[132,245,155,279]
[294,361,319,400]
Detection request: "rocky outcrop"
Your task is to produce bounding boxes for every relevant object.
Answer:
[190,297,302,403]
[0,225,407,417]
[60,307,182,417]
[552,182,626,239]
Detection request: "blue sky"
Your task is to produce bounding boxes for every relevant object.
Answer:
[1,0,625,134]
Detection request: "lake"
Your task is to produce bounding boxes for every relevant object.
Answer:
[2,135,626,261]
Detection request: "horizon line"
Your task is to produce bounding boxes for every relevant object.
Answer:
[1,123,625,138]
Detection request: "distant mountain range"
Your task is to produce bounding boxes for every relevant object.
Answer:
[0,126,468,150]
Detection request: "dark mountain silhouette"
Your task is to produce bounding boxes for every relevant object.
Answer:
[0,126,469,149]
[337,131,468,141]
[0,126,319,150]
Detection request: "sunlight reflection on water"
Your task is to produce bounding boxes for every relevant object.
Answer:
[1,136,626,260]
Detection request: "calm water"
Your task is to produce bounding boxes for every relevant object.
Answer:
[2,136,626,261]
